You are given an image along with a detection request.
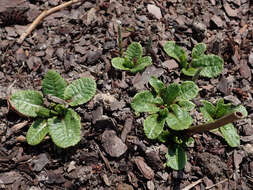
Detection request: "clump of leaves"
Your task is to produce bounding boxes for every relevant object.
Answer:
[9,70,96,148]
[131,77,247,170]
[131,76,199,170]
[111,42,152,73]
[163,41,224,78]
[200,99,247,147]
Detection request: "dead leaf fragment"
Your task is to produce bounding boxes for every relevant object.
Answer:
[223,2,238,17]
[134,156,154,180]
[147,4,162,19]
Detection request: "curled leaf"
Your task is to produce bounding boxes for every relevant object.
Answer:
[149,76,165,95]
[111,57,131,71]
[125,42,143,61]
[220,123,240,147]
[27,119,49,145]
[42,70,67,99]
[131,91,163,113]
[191,55,224,78]
[178,81,199,100]
[48,109,81,148]
[166,104,192,130]
[163,41,188,68]
[166,145,187,170]
[10,90,45,117]
[130,56,152,73]
[192,43,206,59]
[64,78,96,106]
[144,114,165,139]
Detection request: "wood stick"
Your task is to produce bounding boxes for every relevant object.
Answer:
[185,112,243,135]
[17,0,82,44]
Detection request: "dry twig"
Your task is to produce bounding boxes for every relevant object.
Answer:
[182,178,203,190]
[185,112,243,135]
[17,0,82,44]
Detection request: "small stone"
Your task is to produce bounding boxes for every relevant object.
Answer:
[67,161,76,173]
[243,144,253,154]
[147,4,162,19]
[101,130,127,157]
[86,50,102,65]
[211,15,224,28]
[103,41,116,50]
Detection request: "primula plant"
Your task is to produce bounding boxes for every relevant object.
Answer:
[111,42,152,73]
[131,77,247,170]
[163,41,224,78]
[8,70,96,148]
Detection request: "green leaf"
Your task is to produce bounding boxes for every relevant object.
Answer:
[166,104,193,130]
[125,42,143,61]
[182,67,198,76]
[201,100,216,119]
[178,81,199,100]
[144,114,165,139]
[166,145,187,170]
[64,78,96,106]
[42,70,67,99]
[185,137,195,147]
[178,100,195,111]
[130,56,152,73]
[220,124,240,147]
[192,43,206,59]
[191,55,224,78]
[215,99,231,119]
[27,119,49,145]
[200,107,214,123]
[123,57,135,68]
[36,107,51,118]
[10,90,45,117]
[131,91,163,113]
[48,109,81,148]
[163,41,188,68]
[161,83,180,105]
[232,105,248,118]
[111,57,131,71]
[149,76,165,94]
[157,130,170,143]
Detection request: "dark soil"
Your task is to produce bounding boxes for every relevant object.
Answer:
[0,0,253,189]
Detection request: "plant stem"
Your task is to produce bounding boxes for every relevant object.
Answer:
[185,112,243,135]
[118,22,123,57]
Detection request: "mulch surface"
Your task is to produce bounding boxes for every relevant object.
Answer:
[0,0,253,189]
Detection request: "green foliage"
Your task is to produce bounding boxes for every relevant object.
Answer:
[9,70,96,148]
[163,41,224,78]
[111,42,152,73]
[131,76,247,170]
[200,99,248,147]
[131,77,198,169]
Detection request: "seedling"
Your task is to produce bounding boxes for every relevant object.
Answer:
[131,77,247,170]
[163,41,224,78]
[111,42,152,73]
[8,70,96,148]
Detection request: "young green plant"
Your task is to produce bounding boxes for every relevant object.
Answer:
[131,76,199,170]
[111,42,152,73]
[131,77,247,170]
[163,41,224,78]
[9,70,96,148]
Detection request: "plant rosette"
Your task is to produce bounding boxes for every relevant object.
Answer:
[111,42,152,73]
[163,41,224,78]
[8,70,96,148]
[131,76,199,170]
